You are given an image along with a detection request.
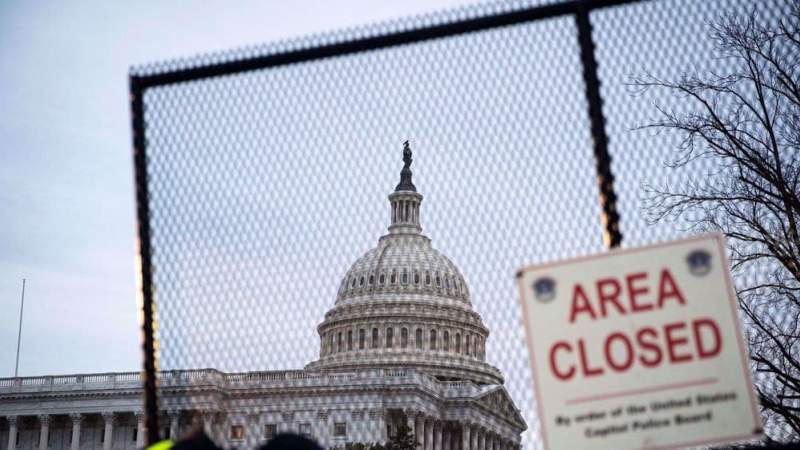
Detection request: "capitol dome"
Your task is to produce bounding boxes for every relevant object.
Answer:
[306,143,503,384]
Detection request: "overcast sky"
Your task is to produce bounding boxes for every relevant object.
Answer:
[0,0,476,378]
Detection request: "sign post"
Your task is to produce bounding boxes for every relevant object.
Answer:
[517,233,761,450]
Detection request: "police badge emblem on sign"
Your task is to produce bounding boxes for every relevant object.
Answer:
[516,233,761,450]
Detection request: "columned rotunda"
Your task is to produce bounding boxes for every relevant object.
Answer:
[0,143,526,450]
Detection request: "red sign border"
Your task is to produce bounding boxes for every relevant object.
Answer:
[516,233,762,450]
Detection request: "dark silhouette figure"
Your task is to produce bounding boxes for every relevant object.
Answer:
[258,434,323,450]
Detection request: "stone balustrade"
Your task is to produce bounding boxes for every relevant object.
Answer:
[0,368,477,398]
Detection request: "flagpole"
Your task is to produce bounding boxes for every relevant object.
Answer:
[14,278,25,378]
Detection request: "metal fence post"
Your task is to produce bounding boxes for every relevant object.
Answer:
[575,5,623,249]
[130,75,161,446]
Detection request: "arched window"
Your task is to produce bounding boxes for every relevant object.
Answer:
[435,273,441,287]
[372,328,379,348]
[443,331,450,352]
[369,274,374,285]
[401,328,408,348]
[347,330,353,350]
[359,276,365,287]
[379,273,386,285]
[401,270,408,285]
[359,329,365,350]
[328,333,334,355]
[425,272,431,285]
[473,335,479,356]
[351,278,356,288]
[415,328,423,349]
[337,332,343,352]
[466,334,471,356]
[455,333,461,353]
[414,271,420,284]
[445,276,451,290]
[390,271,397,284]
[386,328,394,348]
[430,329,437,350]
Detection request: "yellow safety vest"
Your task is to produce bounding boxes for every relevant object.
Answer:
[145,440,174,450]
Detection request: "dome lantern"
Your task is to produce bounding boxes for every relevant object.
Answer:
[389,141,423,235]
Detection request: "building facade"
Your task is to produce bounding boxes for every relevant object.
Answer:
[0,145,527,450]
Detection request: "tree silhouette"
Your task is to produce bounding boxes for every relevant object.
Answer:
[386,425,417,450]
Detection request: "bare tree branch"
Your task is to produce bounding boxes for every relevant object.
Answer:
[633,3,800,441]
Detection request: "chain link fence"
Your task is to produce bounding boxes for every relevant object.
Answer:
[130,0,794,448]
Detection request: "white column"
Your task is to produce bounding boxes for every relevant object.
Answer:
[280,412,294,433]
[477,429,485,450]
[134,413,145,449]
[201,411,214,439]
[414,415,423,449]
[168,412,179,441]
[6,416,18,450]
[102,413,114,450]
[461,425,471,450]
[38,415,49,450]
[69,414,82,450]
[405,412,415,440]
[213,412,226,444]
[486,434,494,450]
[470,426,478,450]
[379,410,388,444]
[443,426,450,450]
[245,414,260,450]
[434,422,442,450]
[424,418,434,450]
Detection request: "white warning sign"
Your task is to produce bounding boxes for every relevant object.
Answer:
[517,233,761,450]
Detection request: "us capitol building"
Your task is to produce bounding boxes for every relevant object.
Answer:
[0,144,527,450]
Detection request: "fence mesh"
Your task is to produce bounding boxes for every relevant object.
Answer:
[132,0,794,448]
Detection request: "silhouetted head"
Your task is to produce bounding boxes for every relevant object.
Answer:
[257,433,323,450]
